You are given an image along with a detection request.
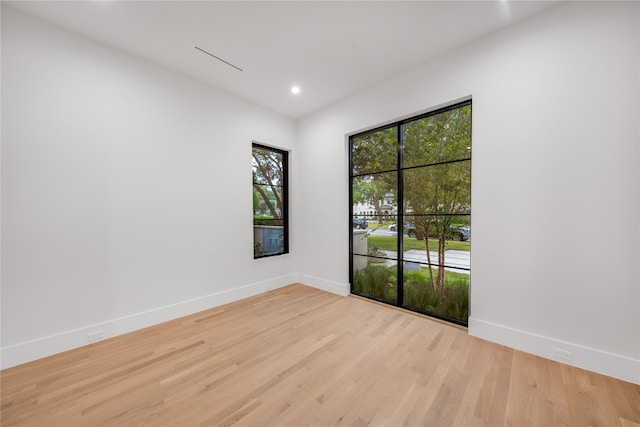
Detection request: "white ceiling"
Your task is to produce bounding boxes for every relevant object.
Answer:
[5,1,560,119]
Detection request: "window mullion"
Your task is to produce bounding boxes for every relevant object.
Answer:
[397,123,404,307]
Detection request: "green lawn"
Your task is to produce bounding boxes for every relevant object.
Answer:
[367,234,470,252]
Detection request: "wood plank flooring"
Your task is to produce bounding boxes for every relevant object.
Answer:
[1,284,639,426]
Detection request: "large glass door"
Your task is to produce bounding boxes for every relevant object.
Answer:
[350,101,471,325]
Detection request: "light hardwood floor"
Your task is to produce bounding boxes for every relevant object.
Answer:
[2,284,639,426]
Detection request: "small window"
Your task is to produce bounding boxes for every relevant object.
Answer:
[252,143,289,258]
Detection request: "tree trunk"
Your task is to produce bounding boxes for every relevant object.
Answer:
[423,221,436,292]
[376,202,383,223]
[253,184,279,218]
[437,236,446,298]
[253,153,283,216]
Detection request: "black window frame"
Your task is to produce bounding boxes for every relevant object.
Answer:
[349,99,471,326]
[252,142,289,259]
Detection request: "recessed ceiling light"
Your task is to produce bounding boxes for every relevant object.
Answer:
[291,86,301,95]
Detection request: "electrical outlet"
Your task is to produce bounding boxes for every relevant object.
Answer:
[87,330,104,343]
[552,348,572,361]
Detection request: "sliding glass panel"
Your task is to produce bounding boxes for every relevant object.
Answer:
[352,255,398,304]
[351,126,398,176]
[402,265,470,324]
[403,103,471,168]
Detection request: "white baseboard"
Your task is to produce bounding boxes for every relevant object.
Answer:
[297,273,350,296]
[10,281,635,386]
[469,317,640,385]
[1,274,299,370]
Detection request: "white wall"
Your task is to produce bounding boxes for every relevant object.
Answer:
[1,7,299,367]
[297,1,640,384]
[2,2,639,385]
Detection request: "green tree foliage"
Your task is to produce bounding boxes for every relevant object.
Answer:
[351,127,398,221]
[252,147,284,224]
[351,127,398,176]
[403,105,471,294]
[352,177,395,222]
[253,187,264,215]
[351,103,471,306]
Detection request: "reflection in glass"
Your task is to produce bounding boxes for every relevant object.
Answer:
[352,255,398,304]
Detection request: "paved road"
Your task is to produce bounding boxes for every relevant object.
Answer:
[404,249,469,272]
[363,226,470,273]
[379,250,469,274]
[369,228,396,236]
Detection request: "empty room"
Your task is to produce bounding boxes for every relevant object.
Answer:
[1,1,639,426]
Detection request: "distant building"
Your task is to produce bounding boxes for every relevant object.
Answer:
[353,193,396,218]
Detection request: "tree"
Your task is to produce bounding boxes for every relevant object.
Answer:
[350,103,471,303]
[352,177,395,222]
[253,186,271,216]
[351,127,397,177]
[403,105,471,295]
[351,127,398,222]
[252,147,284,223]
